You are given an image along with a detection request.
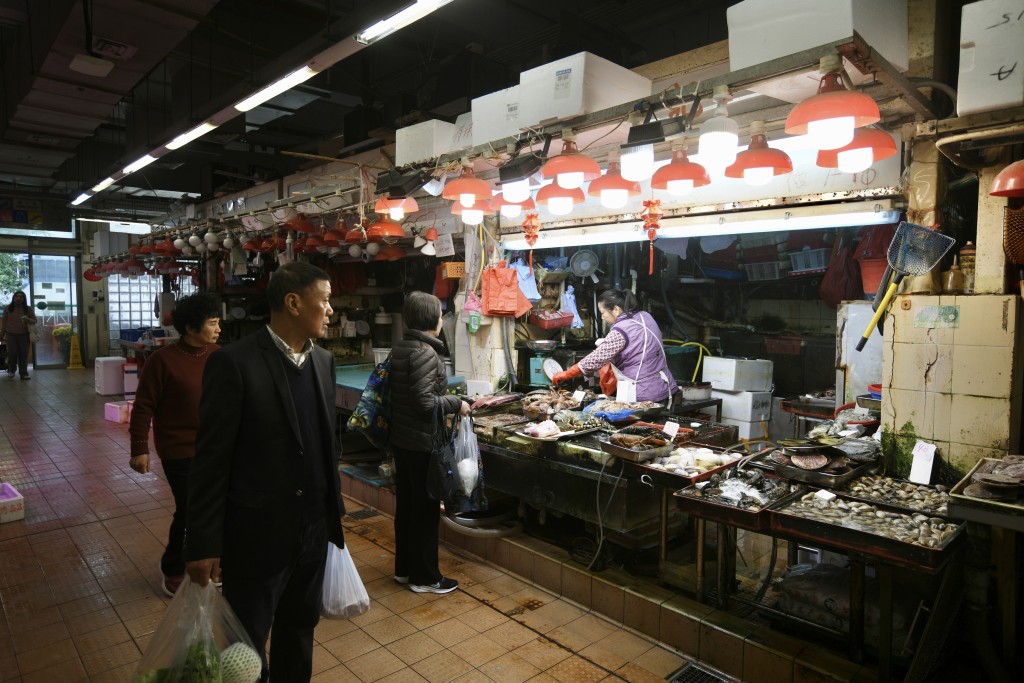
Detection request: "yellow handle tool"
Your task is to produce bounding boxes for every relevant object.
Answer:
[855,279,901,351]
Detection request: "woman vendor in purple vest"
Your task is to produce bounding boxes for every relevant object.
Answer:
[552,289,679,405]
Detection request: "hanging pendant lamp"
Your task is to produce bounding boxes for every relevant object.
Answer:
[366,218,405,242]
[990,160,1024,197]
[452,197,494,225]
[816,128,897,173]
[785,54,880,150]
[536,183,584,216]
[698,85,739,170]
[651,142,710,196]
[541,132,601,189]
[725,121,793,186]
[587,157,640,209]
[442,163,492,207]
[490,195,536,219]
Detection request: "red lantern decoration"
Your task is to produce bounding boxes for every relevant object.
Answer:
[521,213,542,273]
[641,199,664,275]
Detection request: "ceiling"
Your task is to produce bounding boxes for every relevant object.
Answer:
[0,0,741,223]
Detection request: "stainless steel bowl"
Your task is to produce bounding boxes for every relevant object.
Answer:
[526,340,558,353]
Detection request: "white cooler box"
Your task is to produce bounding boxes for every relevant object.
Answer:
[395,120,455,166]
[703,390,773,422]
[957,0,1024,116]
[518,52,651,128]
[702,357,773,392]
[95,356,126,395]
[722,417,769,441]
[472,86,521,146]
[104,401,134,424]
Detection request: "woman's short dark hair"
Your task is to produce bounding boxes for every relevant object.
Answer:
[171,293,220,335]
[403,291,441,332]
[266,262,330,311]
[598,289,638,314]
[6,290,27,314]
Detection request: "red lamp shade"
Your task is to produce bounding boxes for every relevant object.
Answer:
[366,219,405,242]
[375,196,419,219]
[816,128,897,173]
[286,214,316,233]
[83,268,102,282]
[344,227,367,244]
[536,183,584,216]
[725,123,793,185]
[651,148,710,195]
[452,197,493,226]
[305,233,323,247]
[376,244,406,261]
[242,238,259,251]
[424,227,439,241]
[541,139,601,189]
[323,229,344,245]
[490,195,535,219]
[990,160,1024,197]
[442,167,492,207]
[785,69,880,150]
[587,161,640,209]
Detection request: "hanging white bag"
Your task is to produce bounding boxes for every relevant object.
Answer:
[321,542,370,619]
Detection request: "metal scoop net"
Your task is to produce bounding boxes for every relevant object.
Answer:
[1004,206,1024,265]
[886,221,955,277]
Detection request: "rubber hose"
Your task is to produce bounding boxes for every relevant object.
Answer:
[441,514,523,538]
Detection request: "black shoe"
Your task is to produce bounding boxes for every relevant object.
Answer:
[20,376,30,380]
[410,577,458,594]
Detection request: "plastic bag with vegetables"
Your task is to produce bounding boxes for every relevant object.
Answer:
[131,578,262,683]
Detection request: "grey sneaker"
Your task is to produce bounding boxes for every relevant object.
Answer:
[394,576,409,584]
[410,577,458,594]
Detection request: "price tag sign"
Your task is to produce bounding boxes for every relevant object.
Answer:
[572,390,585,402]
[663,421,680,439]
[909,440,936,484]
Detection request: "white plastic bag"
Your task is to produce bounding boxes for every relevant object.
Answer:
[454,415,480,496]
[322,543,370,619]
[132,577,262,683]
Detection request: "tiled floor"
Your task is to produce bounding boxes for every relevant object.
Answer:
[0,369,689,682]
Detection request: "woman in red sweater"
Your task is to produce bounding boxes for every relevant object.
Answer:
[128,293,220,596]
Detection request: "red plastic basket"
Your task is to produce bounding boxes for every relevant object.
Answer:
[528,311,574,329]
[765,334,802,355]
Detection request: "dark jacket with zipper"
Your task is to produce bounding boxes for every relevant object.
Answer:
[389,329,461,452]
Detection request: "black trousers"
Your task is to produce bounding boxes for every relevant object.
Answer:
[224,518,327,683]
[159,457,191,577]
[6,332,29,378]
[393,446,442,586]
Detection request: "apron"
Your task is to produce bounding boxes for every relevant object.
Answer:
[610,316,673,407]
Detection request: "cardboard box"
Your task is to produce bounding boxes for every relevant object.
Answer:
[471,86,521,146]
[104,401,134,424]
[395,120,455,166]
[727,0,908,72]
[0,482,25,523]
[702,357,773,392]
[704,390,773,422]
[957,0,1024,115]
[518,52,652,128]
[722,417,770,441]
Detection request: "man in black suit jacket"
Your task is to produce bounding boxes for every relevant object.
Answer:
[186,261,345,683]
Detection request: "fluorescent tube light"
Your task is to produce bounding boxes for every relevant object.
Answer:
[234,66,319,112]
[71,193,91,206]
[354,0,454,45]
[500,200,900,250]
[166,122,218,150]
[91,177,116,192]
[123,154,157,174]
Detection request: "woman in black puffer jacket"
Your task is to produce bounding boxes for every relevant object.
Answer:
[388,291,469,594]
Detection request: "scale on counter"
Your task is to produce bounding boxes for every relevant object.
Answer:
[527,340,562,386]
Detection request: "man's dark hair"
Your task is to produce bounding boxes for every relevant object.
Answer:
[171,293,221,335]
[266,262,330,311]
[403,291,441,332]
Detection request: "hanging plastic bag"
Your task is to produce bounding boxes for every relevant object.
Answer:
[463,291,483,333]
[454,415,480,496]
[820,238,862,309]
[25,320,40,344]
[131,578,262,683]
[510,259,542,301]
[560,285,584,329]
[322,542,370,619]
[482,261,533,317]
[346,353,392,452]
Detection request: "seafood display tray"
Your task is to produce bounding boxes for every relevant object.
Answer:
[834,478,951,519]
[473,414,529,441]
[673,478,801,531]
[624,454,739,490]
[512,427,601,443]
[949,458,1024,533]
[751,450,878,488]
[769,493,965,570]
[598,436,672,463]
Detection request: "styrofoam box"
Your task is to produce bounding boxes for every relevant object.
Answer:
[472,86,521,146]
[705,390,773,422]
[446,111,474,155]
[104,401,133,424]
[957,0,1024,116]
[727,0,908,73]
[518,52,652,128]
[0,482,25,523]
[722,417,770,440]
[395,120,455,166]
[702,357,773,392]
[95,356,126,395]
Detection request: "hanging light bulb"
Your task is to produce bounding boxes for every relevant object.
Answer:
[222,232,235,249]
[816,128,897,174]
[620,144,655,182]
[785,54,880,151]
[587,155,640,209]
[490,195,535,220]
[452,197,493,226]
[188,233,201,247]
[348,244,363,258]
[421,227,439,256]
[724,121,793,186]
[541,132,601,189]
[651,141,710,197]
[389,197,418,221]
[698,85,739,170]
[413,230,427,248]
[365,242,381,256]
[173,235,187,250]
[536,183,584,216]
[442,163,491,208]
[501,177,532,203]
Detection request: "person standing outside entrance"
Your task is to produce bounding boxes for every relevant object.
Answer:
[185,262,345,683]
[1,290,36,379]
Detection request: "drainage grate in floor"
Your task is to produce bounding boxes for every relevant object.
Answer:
[666,662,730,683]
[347,509,381,520]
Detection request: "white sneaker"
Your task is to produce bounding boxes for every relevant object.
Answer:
[410,577,458,594]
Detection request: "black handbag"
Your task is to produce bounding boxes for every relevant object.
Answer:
[426,399,460,504]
